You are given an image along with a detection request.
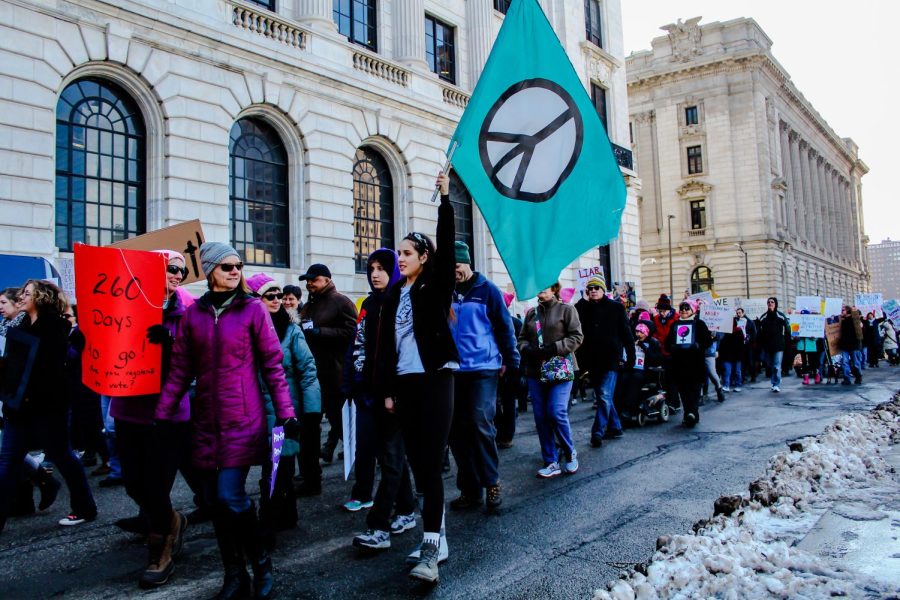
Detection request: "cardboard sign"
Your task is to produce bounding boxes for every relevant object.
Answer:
[790,314,826,338]
[822,297,843,318]
[110,220,207,284]
[699,306,731,333]
[883,299,900,329]
[674,322,695,346]
[575,265,604,295]
[688,291,714,306]
[737,298,768,320]
[855,293,883,318]
[824,317,841,356]
[75,244,166,396]
[795,296,822,314]
[712,296,736,310]
[269,426,285,499]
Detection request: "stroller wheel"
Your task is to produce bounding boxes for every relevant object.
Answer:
[636,412,647,427]
[659,403,670,423]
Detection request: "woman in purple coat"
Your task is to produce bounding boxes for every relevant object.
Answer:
[156,242,297,600]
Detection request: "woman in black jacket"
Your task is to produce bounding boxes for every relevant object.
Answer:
[0,280,97,533]
[375,172,457,584]
[665,301,712,427]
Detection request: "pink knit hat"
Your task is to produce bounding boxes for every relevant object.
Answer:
[635,323,650,336]
[246,272,279,297]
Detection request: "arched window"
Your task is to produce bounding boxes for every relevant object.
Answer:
[690,266,714,294]
[55,78,145,250]
[229,118,289,267]
[352,147,394,273]
[449,173,475,268]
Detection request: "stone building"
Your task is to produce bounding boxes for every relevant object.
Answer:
[868,239,900,301]
[0,0,640,300]
[627,17,868,304]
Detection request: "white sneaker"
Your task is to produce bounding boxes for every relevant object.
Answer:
[390,513,417,535]
[721,386,731,392]
[562,450,579,474]
[772,385,781,393]
[734,387,742,392]
[352,528,391,550]
[405,535,449,564]
[537,462,561,478]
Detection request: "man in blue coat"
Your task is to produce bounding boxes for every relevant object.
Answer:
[448,242,520,511]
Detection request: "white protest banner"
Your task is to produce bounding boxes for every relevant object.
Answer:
[790,314,826,338]
[737,298,768,320]
[699,305,732,332]
[822,297,843,317]
[341,400,356,481]
[795,296,822,314]
[575,264,604,295]
[688,291,714,306]
[855,293,883,318]
[712,296,737,310]
[883,299,900,328]
[634,348,646,370]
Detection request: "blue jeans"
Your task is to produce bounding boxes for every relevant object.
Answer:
[841,351,861,381]
[722,361,742,387]
[99,395,121,478]
[0,412,97,521]
[767,351,783,387]
[450,370,501,494]
[201,466,251,514]
[590,370,622,440]
[527,378,574,465]
[857,349,866,370]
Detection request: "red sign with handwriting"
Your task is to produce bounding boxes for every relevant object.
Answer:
[74,244,166,396]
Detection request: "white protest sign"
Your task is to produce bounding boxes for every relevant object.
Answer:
[341,400,357,481]
[634,348,645,370]
[688,291,714,306]
[737,298,768,320]
[790,314,826,338]
[795,296,822,314]
[855,293,883,318]
[883,299,900,328]
[575,264,604,295]
[822,297,843,317]
[55,257,76,305]
[699,305,732,332]
[712,296,737,310]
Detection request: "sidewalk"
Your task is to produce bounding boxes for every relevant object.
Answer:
[593,392,900,599]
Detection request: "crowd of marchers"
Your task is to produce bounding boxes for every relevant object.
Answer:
[1,172,896,598]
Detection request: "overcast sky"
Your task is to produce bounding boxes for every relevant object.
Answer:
[621,0,897,245]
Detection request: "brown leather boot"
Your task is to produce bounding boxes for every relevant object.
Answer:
[139,532,175,588]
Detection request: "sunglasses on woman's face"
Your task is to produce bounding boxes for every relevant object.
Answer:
[262,293,284,301]
[219,262,244,273]
[586,285,602,291]
[167,265,188,277]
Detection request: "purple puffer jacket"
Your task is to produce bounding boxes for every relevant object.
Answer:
[156,292,295,470]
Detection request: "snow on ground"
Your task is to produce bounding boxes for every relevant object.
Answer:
[593,395,900,600]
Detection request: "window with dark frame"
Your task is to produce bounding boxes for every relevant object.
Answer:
[333,0,378,52]
[691,266,714,294]
[449,173,475,268]
[584,0,603,47]
[493,0,511,13]
[685,105,699,125]
[55,78,146,251]
[687,145,703,174]
[591,83,608,133]
[597,244,612,287]
[247,0,275,10]
[425,15,456,84]
[352,147,394,274]
[690,199,706,230]
[229,118,289,268]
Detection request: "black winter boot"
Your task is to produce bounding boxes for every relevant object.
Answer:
[211,510,249,600]
[235,503,274,600]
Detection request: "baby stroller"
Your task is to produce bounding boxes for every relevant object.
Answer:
[617,366,669,426]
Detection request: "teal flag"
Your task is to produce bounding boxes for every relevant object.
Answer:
[448,0,626,299]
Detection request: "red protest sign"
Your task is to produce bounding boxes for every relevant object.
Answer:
[74,244,166,396]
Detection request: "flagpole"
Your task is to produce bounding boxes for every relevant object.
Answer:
[430,140,459,203]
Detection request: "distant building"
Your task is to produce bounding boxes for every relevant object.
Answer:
[627,17,869,304]
[868,239,900,300]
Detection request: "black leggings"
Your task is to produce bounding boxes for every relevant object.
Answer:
[396,371,454,533]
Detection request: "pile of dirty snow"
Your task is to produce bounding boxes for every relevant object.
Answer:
[593,395,900,600]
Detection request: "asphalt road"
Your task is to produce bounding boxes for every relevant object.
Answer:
[1,367,897,600]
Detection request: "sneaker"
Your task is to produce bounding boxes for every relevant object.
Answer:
[773,385,781,393]
[449,493,482,510]
[683,413,698,428]
[342,499,374,512]
[486,484,502,509]
[590,436,603,448]
[406,536,449,565]
[536,463,561,479]
[814,374,822,384]
[563,450,579,474]
[734,387,742,392]
[802,375,810,385]
[603,429,624,440]
[716,388,725,403]
[59,511,97,526]
[390,513,417,535]
[352,528,391,550]
[409,541,440,583]
[721,386,731,392]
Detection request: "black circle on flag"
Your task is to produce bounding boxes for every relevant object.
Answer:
[478,78,584,203]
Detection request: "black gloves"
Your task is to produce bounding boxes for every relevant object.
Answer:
[303,326,321,337]
[537,344,557,360]
[146,324,173,346]
[277,417,301,438]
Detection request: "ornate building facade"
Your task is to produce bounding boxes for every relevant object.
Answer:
[0,0,640,299]
[627,17,868,303]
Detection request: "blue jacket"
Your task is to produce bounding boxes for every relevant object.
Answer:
[451,273,520,372]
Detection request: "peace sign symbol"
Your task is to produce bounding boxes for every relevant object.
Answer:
[478,79,584,202]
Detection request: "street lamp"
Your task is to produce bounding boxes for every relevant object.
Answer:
[734,242,750,297]
[667,215,675,298]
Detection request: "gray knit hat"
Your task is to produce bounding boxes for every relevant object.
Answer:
[199,242,240,276]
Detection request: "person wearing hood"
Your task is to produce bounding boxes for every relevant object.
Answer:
[351,249,418,556]
[757,297,790,392]
[246,273,320,545]
[664,300,712,427]
[341,248,404,512]
[298,263,358,470]
[447,241,519,512]
[156,242,297,600]
[652,294,680,410]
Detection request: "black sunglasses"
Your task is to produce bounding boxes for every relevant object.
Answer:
[219,262,244,273]
[586,285,602,291]
[262,292,284,301]
[167,265,188,277]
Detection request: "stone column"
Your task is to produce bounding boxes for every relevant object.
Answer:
[798,141,814,243]
[778,125,794,234]
[808,152,823,248]
[821,164,835,252]
[789,133,805,241]
[297,0,335,31]
[393,0,427,69]
[842,178,854,260]
[466,0,495,87]
[848,179,861,263]
[831,172,844,257]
